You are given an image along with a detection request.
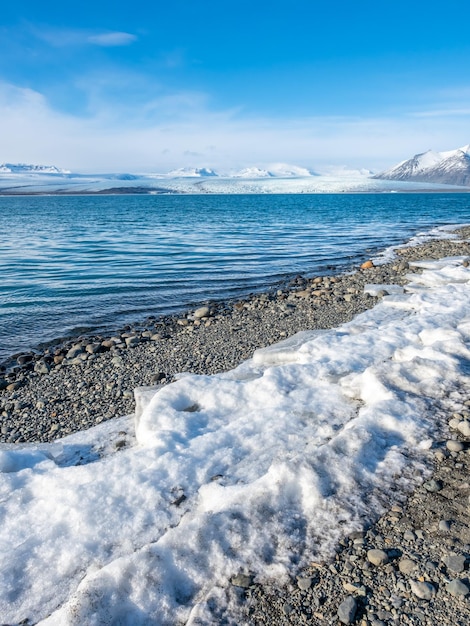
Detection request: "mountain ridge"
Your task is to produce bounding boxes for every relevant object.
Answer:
[374,145,470,186]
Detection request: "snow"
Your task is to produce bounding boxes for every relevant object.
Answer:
[165,167,219,178]
[376,143,470,185]
[0,163,71,174]
[232,167,274,178]
[1,160,469,193]
[2,256,470,624]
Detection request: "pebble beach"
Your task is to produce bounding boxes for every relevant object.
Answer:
[2,228,470,625]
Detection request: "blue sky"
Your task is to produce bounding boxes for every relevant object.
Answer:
[1,1,469,173]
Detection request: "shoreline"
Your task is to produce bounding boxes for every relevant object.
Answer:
[1,188,470,197]
[2,228,470,446]
[1,228,470,624]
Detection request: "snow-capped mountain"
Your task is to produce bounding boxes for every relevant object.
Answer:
[232,164,316,178]
[0,163,71,174]
[374,145,470,186]
[165,167,219,178]
[232,167,274,178]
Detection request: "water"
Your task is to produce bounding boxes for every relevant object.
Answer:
[0,193,469,361]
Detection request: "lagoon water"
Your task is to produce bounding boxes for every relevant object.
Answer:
[1,192,469,361]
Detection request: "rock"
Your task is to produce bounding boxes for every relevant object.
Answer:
[295,289,311,298]
[409,580,436,600]
[337,595,357,624]
[446,439,465,452]
[16,354,34,366]
[34,360,50,375]
[457,421,470,437]
[446,579,470,596]
[0,378,8,391]
[343,582,366,596]
[360,260,374,270]
[194,306,211,319]
[231,573,254,588]
[444,553,466,573]
[101,339,116,349]
[125,336,140,348]
[297,577,313,590]
[150,372,166,384]
[282,602,293,615]
[434,449,448,462]
[423,479,443,492]
[66,344,84,359]
[367,549,389,566]
[85,342,102,354]
[6,381,22,392]
[398,558,417,575]
[438,520,451,532]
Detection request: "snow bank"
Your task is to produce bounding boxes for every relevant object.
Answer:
[1,258,470,624]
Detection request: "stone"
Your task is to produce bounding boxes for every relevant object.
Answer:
[337,595,357,624]
[34,360,50,375]
[86,342,102,354]
[0,378,7,391]
[398,558,417,575]
[446,439,464,452]
[434,449,448,462]
[194,306,211,319]
[125,336,140,348]
[439,520,451,532]
[409,580,435,600]
[423,479,443,492]
[457,421,470,437]
[230,573,253,588]
[16,354,34,365]
[367,549,389,566]
[343,582,367,596]
[66,344,84,359]
[444,553,466,573]
[403,530,416,541]
[360,260,374,270]
[6,381,22,392]
[297,577,313,590]
[446,579,470,596]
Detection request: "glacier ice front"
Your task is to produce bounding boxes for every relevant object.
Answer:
[1,258,470,625]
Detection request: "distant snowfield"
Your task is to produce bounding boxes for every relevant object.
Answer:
[2,256,470,624]
[0,168,468,194]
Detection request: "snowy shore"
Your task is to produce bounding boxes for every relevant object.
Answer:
[1,228,470,624]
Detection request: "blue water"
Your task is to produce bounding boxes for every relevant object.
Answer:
[1,193,469,361]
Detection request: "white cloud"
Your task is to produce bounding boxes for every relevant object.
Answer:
[87,32,137,47]
[410,108,470,118]
[35,27,137,48]
[0,81,469,174]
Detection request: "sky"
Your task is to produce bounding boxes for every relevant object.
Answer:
[1,1,470,173]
